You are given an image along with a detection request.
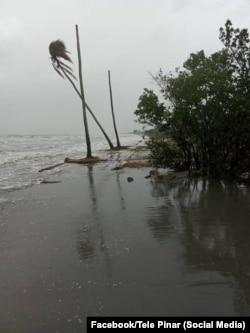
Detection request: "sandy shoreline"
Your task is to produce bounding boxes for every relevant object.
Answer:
[1,152,249,332]
[0,158,157,332]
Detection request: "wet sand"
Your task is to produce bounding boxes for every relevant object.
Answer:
[1,161,250,332]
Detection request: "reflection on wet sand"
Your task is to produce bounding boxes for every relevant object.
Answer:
[1,165,250,332]
[74,164,250,316]
[76,166,113,282]
[147,176,250,315]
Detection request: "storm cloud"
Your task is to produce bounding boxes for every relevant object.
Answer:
[0,0,249,135]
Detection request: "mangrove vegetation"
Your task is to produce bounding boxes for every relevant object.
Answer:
[135,20,250,178]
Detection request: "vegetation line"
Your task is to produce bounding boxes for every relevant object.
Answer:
[134,20,250,179]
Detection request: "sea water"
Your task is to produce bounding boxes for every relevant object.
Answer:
[1,132,250,332]
[0,133,140,193]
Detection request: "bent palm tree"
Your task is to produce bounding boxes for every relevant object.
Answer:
[50,39,92,157]
[49,40,76,79]
[49,39,114,150]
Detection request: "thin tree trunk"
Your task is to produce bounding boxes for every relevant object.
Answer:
[61,69,114,149]
[108,70,121,147]
[75,24,92,158]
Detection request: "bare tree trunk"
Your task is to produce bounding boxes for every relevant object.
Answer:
[108,70,121,147]
[61,69,114,149]
[75,24,92,158]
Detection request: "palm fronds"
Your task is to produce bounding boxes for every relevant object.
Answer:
[49,39,76,80]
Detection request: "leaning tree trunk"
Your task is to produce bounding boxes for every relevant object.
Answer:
[75,24,92,158]
[108,70,121,147]
[60,69,114,149]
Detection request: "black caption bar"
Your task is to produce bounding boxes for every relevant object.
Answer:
[87,317,249,331]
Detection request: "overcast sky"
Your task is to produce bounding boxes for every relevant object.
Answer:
[0,0,249,135]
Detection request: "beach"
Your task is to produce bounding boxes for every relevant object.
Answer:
[1,149,250,332]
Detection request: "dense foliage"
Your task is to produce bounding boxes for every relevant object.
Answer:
[134,88,167,128]
[135,20,250,177]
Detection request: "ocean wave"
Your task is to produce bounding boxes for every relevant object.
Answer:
[0,133,141,193]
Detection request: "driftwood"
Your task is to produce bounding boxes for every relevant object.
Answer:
[40,180,62,184]
[38,163,64,172]
[112,161,151,170]
[64,157,107,164]
[122,161,151,168]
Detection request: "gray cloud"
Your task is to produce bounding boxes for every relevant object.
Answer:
[0,0,249,135]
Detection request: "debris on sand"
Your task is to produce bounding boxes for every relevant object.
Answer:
[64,157,107,164]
